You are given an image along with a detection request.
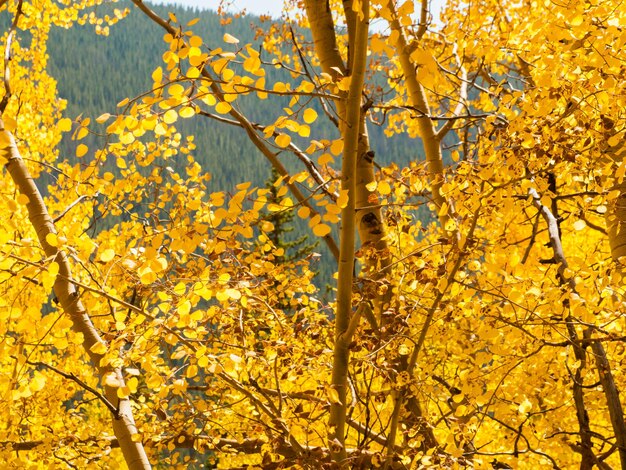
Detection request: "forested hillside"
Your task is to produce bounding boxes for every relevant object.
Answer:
[48,1,420,188]
[45,1,423,286]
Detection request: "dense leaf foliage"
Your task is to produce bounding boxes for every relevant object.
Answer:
[1,0,625,468]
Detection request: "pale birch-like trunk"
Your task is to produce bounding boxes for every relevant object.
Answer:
[388,5,453,234]
[301,0,370,463]
[303,0,391,291]
[604,140,626,468]
[1,124,151,470]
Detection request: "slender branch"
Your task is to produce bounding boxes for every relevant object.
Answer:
[130,0,339,261]
[25,360,118,416]
[326,1,370,464]
[415,0,429,40]
[436,47,468,141]
[0,0,22,113]
[529,187,626,468]
[196,109,337,201]
[53,194,96,224]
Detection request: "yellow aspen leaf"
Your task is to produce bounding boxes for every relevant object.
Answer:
[127,377,138,394]
[146,373,163,390]
[90,342,107,355]
[325,384,342,405]
[303,108,318,124]
[226,288,241,300]
[197,355,210,369]
[337,76,351,91]
[275,133,291,148]
[187,17,200,26]
[569,15,584,26]
[454,405,467,418]
[189,34,202,47]
[318,153,333,165]
[48,261,59,277]
[178,299,191,316]
[215,101,232,114]
[117,97,130,107]
[58,118,72,132]
[29,372,46,393]
[179,106,195,118]
[573,219,586,231]
[154,122,167,135]
[96,113,111,124]
[45,233,58,247]
[273,82,288,93]
[168,83,185,97]
[100,248,115,262]
[445,219,457,231]
[76,127,89,140]
[308,213,321,228]
[200,94,216,107]
[256,77,267,99]
[371,34,386,53]
[290,172,308,184]
[410,47,434,66]
[187,66,200,78]
[223,33,239,44]
[3,116,16,131]
[313,223,331,237]
[452,393,465,404]
[163,109,178,124]
[378,180,391,195]
[337,190,349,209]
[152,66,163,83]
[186,364,199,378]
[298,125,310,137]
[16,193,29,205]
[76,144,88,157]
[330,139,343,156]
[244,55,261,73]
[607,132,622,147]
[366,181,378,192]
[120,133,135,145]
[116,157,127,169]
[297,206,310,219]
[518,397,533,414]
[467,260,481,271]
[140,270,157,285]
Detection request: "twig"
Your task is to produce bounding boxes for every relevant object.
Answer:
[53,194,97,223]
[25,360,119,416]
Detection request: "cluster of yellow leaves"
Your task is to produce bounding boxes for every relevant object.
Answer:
[2,0,626,469]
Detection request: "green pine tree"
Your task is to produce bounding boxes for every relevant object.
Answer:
[262,167,319,265]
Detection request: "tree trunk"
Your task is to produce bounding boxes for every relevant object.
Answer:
[1,124,152,470]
